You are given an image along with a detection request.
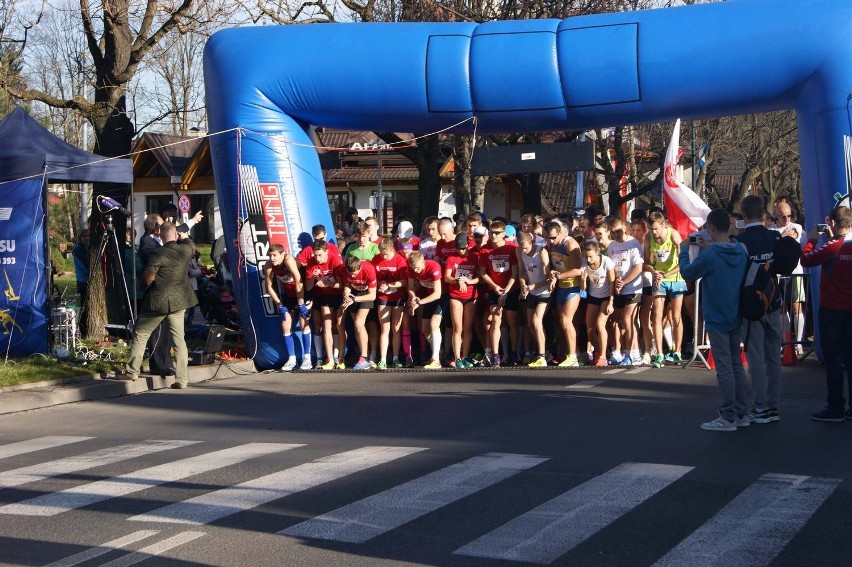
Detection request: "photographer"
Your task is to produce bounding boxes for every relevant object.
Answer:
[680,209,749,431]
[801,206,852,422]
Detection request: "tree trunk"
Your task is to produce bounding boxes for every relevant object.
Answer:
[416,135,442,222]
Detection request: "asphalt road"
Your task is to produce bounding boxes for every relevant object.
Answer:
[0,361,850,567]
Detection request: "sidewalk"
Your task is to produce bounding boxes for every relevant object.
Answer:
[0,359,257,415]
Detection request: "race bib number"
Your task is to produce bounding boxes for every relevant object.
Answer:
[456,268,473,280]
[491,259,509,273]
[551,255,566,271]
[655,248,671,263]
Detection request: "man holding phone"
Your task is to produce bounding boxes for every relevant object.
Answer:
[801,206,852,422]
[771,199,807,355]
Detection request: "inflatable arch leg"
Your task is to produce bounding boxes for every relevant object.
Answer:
[204,0,852,369]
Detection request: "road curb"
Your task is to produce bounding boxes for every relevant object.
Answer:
[0,360,257,415]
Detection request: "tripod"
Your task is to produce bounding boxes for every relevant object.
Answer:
[96,214,136,331]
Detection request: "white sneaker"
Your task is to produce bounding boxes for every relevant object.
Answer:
[735,415,751,428]
[701,416,737,432]
[299,358,313,371]
[281,358,297,372]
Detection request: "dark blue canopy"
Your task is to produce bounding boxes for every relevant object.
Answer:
[0,107,133,184]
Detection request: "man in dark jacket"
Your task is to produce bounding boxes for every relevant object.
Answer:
[119,222,198,388]
[734,195,783,424]
[138,214,174,376]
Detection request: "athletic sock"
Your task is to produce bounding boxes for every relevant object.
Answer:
[429,330,442,361]
[313,335,324,360]
[302,333,311,360]
[283,334,295,358]
[401,330,412,359]
[795,312,805,343]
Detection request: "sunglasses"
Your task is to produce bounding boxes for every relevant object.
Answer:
[491,231,504,235]
[546,235,559,241]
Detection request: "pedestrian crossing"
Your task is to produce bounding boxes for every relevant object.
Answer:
[0,436,843,566]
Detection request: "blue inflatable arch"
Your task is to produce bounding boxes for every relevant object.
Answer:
[203,0,852,370]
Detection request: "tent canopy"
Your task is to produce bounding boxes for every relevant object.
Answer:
[0,107,133,184]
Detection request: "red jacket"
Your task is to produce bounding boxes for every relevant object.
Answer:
[801,233,852,310]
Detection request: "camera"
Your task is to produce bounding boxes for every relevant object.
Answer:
[735,219,745,229]
[816,223,829,233]
[96,195,130,216]
[688,234,701,245]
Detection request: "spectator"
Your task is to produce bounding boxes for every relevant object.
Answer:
[734,195,783,424]
[118,222,198,388]
[72,228,90,336]
[771,200,807,355]
[138,214,174,377]
[680,209,749,431]
[341,207,361,242]
[801,206,852,422]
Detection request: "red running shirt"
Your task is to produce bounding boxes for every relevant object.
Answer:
[446,253,479,300]
[372,253,409,302]
[334,261,377,295]
[479,244,517,290]
[413,259,442,298]
[305,254,343,296]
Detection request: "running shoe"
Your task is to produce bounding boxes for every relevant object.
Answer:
[668,352,683,365]
[522,353,532,365]
[353,358,371,371]
[492,355,502,368]
[455,359,466,369]
[528,356,547,368]
[403,356,414,368]
[424,359,443,369]
[334,360,346,370]
[641,352,652,366]
[481,355,493,367]
[750,407,780,424]
[377,361,388,370]
[319,359,335,370]
[701,416,737,432]
[558,354,580,368]
[651,354,664,368]
[461,357,475,368]
[631,353,643,366]
[618,356,633,367]
[281,358,297,372]
[664,351,675,364]
[368,360,378,370]
[392,359,403,369]
[594,357,609,368]
[299,358,313,371]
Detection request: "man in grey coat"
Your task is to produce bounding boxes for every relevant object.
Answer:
[118,222,198,388]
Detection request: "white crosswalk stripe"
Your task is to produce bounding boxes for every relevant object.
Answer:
[128,446,427,525]
[44,530,161,567]
[98,531,206,567]
[454,462,693,564]
[282,452,548,543]
[0,440,199,490]
[0,443,303,517]
[653,473,840,567]
[0,436,93,460]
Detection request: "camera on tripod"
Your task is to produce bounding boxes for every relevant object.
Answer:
[96,195,131,216]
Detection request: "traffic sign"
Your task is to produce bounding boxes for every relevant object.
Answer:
[178,195,191,213]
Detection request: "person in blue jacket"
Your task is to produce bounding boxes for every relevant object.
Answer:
[679,209,749,432]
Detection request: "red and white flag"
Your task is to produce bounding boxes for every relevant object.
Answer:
[663,119,711,238]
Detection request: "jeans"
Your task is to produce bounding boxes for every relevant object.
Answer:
[126,310,188,383]
[742,309,782,409]
[818,306,852,412]
[708,329,749,422]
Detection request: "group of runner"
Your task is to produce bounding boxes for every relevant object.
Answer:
[263,206,697,371]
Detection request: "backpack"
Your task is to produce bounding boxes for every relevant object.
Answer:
[740,260,777,322]
[772,235,802,276]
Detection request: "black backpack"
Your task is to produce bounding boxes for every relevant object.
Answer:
[741,260,778,322]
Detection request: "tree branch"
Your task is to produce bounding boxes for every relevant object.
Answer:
[79,0,104,69]
[126,0,195,79]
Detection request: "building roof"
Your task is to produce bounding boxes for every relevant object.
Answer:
[132,133,204,178]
